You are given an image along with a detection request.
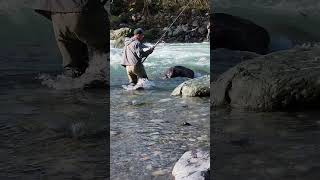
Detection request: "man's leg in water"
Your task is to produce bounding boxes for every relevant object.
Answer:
[51,13,89,77]
[133,63,148,80]
[126,66,138,85]
[75,3,109,64]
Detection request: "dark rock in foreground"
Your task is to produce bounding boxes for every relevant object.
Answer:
[212,13,270,54]
[164,66,194,79]
[212,47,320,111]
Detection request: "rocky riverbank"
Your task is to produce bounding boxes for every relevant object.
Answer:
[110,1,210,45]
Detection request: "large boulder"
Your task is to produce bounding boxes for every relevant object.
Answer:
[172,75,210,97]
[212,47,320,111]
[113,37,125,48]
[110,27,132,48]
[172,149,210,180]
[164,66,194,79]
[212,48,260,75]
[212,13,270,54]
[110,27,132,40]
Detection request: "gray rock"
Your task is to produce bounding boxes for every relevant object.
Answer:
[182,24,189,32]
[113,36,125,48]
[111,27,133,48]
[110,27,132,40]
[198,26,207,34]
[172,75,210,97]
[192,20,199,27]
[173,25,184,36]
[212,47,320,111]
[172,149,210,180]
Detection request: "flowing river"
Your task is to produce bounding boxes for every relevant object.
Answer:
[110,42,210,179]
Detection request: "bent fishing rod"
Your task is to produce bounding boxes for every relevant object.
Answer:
[142,0,193,63]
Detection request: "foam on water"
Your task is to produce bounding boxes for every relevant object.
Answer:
[38,53,108,90]
[135,78,156,89]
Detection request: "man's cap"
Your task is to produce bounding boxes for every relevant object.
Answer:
[134,28,144,35]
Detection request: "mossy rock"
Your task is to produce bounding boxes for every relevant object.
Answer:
[110,28,133,40]
[113,36,125,48]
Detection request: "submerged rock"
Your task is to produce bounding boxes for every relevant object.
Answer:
[172,149,210,180]
[171,75,210,97]
[164,66,195,79]
[212,13,270,54]
[212,47,320,111]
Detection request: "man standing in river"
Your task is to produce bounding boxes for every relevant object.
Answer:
[121,28,154,86]
[33,0,109,78]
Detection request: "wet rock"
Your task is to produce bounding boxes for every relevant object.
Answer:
[172,75,210,97]
[212,47,320,111]
[182,122,192,126]
[164,66,194,79]
[212,48,260,75]
[212,13,270,54]
[172,149,210,180]
[152,169,168,176]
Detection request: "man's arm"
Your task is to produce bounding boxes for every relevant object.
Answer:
[135,43,154,60]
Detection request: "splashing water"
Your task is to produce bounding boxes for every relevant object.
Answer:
[123,78,156,90]
[38,53,108,90]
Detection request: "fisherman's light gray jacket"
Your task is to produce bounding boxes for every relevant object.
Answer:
[121,37,152,66]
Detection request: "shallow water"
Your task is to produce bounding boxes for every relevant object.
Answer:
[213,108,320,180]
[0,28,109,179]
[110,42,210,179]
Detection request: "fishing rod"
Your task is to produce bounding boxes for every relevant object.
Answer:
[142,0,193,63]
